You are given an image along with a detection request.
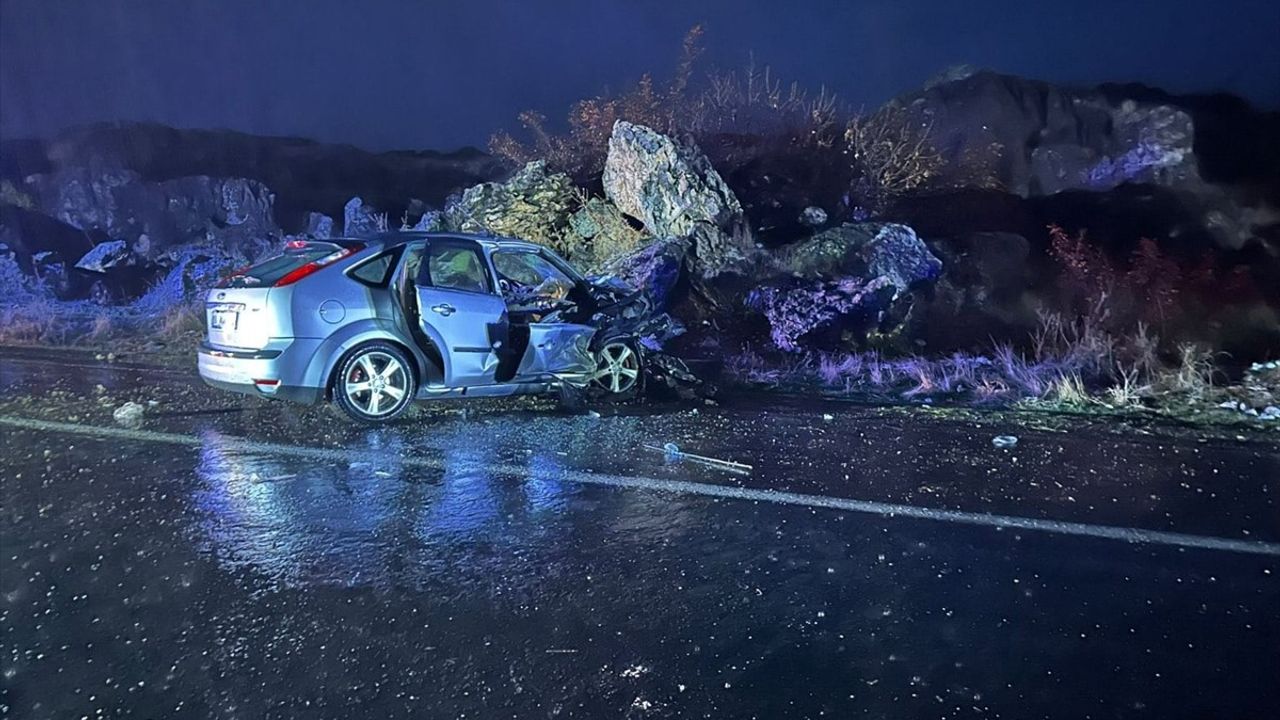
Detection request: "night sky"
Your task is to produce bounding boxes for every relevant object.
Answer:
[3,0,1278,152]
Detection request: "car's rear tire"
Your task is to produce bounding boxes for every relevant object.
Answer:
[332,342,417,423]
[588,338,643,402]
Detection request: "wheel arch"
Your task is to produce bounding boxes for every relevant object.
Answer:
[303,320,443,400]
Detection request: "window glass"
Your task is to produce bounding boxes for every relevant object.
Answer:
[493,251,573,287]
[422,245,491,293]
[218,247,332,287]
[349,251,395,286]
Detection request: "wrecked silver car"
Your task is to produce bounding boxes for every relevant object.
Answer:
[198,232,670,422]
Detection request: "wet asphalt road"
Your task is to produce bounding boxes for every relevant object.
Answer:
[0,349,1277,719]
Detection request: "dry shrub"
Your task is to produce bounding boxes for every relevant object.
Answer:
[1105,368,1150,407]
[490,26,706,178]
[86,313,115,343]
[160,303,205,342]
[0,298,62,344]
[489,26,846,181]
[692,54,841,145]
[845,104,943,210]
[1046,371,1096,406]
[569,189,648,267]
[1155,342,1217,399]
[1047,225,1190,330]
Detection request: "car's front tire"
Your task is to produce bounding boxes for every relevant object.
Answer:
[588,338,643,402]
[332,342,417,423]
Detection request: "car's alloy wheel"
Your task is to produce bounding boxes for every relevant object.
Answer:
[335,344,415,422]
[592,341,640,395]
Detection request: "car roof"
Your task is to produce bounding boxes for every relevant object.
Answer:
[332,231,547,253]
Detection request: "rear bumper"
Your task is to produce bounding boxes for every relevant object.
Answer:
[197,338,324,405]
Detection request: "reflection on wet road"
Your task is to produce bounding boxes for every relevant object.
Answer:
[1,350,1277,718]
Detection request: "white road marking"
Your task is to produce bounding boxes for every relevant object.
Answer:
[3,415,1279,557]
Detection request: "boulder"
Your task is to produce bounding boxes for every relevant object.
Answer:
[0,203,93,270]
[25,166,280,260]
[411,210,444,231]
[443,160,577,253]
[780,223,942,296]
[863,224,943,297]
[75,240,132,273]
[686,223,751,279]
[602,121,743,238]
[799,206,828,227]
[746,276,895,352]
[305,212,334,238]
[592,237,689,310]
[567,196,648,267]
[342,197,386,237]
[895,71,1201,197]
[913,232,1041,351]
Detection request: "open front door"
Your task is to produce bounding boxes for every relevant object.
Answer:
[412,240,507,388]
[489,247,598,382]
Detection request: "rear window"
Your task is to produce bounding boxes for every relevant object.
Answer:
[348,250,399,287]
[218,246,337,288]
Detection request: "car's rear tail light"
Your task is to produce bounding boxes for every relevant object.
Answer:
[253,378,280,386]
[274,245,363,287]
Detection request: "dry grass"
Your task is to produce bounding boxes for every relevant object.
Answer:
[489,25,846,179]
[0,300,61,344]
[1046,372,1095,406]
[845,104,943,209]
[691,53,841,144]
[160,303,205,341]
[490,26,707,177]
[1104,368,1150,408]
[86,313,116,344]
[1155,342,1216,399]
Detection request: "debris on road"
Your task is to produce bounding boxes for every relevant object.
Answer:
[112,401,144,428]
[647,442,753,474]
[992,434,1019,449]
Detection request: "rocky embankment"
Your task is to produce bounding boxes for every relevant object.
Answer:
[2,71,1279,361]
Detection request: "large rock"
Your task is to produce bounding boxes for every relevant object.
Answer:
[443,160,577,254]
[342,197,386,237]
[6,122,505,230]
[602,121,743,238]
[686,223,751,279]
[913,232,1041,351]
[75,239,131,272]
[304,212,334,238]
[592,237,689,310]
[0,204,93,271]
[896,71,1201,197]
[780,223,942,296]
[567,195,648,267]
[24,166,280,260]
[746,276,894,352]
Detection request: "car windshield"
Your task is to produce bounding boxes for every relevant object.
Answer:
[493,251,574,287]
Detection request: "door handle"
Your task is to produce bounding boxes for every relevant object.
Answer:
[430,303,455,316]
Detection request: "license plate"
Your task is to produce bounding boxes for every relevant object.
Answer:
[211,309,238,330]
